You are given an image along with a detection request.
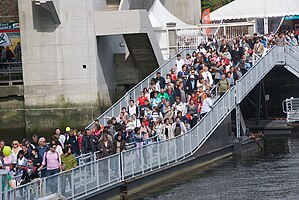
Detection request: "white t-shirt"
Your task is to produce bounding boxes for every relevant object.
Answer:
[199,48,207,55]
[202,71,214,85]
[59,135,66,148]
[201,98,213,114]
[128,105,137,116]
[56,145,63,155]
[176,59,185,73]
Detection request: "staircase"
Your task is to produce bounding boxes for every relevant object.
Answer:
[283,97,299,123]
[85,49,193,128]
[9,45,299,200]
[33,0,61,24]
[106,0,121,10]
[285,45,299,78]
[123,33,160,78]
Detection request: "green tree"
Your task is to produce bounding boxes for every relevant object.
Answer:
[202,0,234,12]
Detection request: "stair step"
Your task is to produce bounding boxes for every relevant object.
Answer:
[106,0,121,5]
[106,5,119,11]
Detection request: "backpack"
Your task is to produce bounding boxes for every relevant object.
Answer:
[44,151,60,166]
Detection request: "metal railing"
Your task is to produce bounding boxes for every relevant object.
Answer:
[6,154,121,200]
[6,88,236,200]
[282,97,299,123]
[85,49,195,129]
[170,22,255,51]
[285,45,299,78]
[4,45,297,200]
[236,45,285,104]
[0,62,23,85]
[121,86,235,179]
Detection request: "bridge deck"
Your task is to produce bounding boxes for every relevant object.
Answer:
[245,119,293,136]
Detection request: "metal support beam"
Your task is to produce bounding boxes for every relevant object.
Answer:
[264,17,269,34]
[256,82,262,124]
[261,80,269,119]
[236,104,241,138]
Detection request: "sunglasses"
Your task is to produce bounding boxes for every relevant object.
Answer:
[52,146,57,149]
[13,143,18,145]
[28,160,33,163]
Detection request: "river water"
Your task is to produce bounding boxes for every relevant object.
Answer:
[131,136,299,200]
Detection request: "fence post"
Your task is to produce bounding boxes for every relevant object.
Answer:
[157,142,161,168]
[189,132,192,154]
[120,152,125,181]
[182,136,185,158]
[95,160,99,189]
[8,64,11,86]
[236,104,241,138]
[42,178,46,197]
[166,140,169,165]
[174,139,177,161]
[71,169,75,198]
[0,170,8,200]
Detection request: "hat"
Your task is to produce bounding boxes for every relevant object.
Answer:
[190,74,195,79]
[65,127,71,132]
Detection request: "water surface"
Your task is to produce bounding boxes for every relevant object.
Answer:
[131,137,299,200]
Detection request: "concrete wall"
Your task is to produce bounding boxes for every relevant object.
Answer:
[17,0,115,133]
[14,0,167,134]
[162,0,201,25]
[96,35,127,105]
[94,10,164,66]
[126,0,201,25]
[18,0,103,107]
[0,0,19,23]
[94,0,107,11]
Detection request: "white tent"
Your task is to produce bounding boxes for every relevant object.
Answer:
[210,0,299,21]
[148,0,191,29]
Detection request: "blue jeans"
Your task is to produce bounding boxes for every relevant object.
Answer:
[46,169,59,193]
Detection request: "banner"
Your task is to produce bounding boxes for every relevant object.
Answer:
[0,33,11,46]
[0,22,20,51]
[202,8,211,36]
[0,22,20,31]
[202,8,211,24]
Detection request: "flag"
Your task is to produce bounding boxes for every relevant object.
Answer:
[0,33,11,46]
[202,8,211,36]
[202,8,211,24]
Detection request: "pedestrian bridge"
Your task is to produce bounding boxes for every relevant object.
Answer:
[2,45,299,200]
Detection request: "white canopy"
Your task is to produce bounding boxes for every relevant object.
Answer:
[148,0,191,29]
[210,0,299,21]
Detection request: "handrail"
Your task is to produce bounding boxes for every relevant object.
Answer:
[0,62,23,85]
[283,97,299,123]
[236,45,285,104]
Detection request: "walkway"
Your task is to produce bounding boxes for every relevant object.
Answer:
[3,45,299,200]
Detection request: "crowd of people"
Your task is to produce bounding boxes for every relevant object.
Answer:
[0,42,22,63]
[0,128,80,190]
[0,31,296,192]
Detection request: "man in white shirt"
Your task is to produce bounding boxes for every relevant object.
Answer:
[197,44,207,55]
[175,54,185,73]
[172,96,186,116]
[55,128,65,148]
[128,100,137,116]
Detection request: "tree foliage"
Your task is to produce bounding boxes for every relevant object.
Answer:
[202,0,234,12]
